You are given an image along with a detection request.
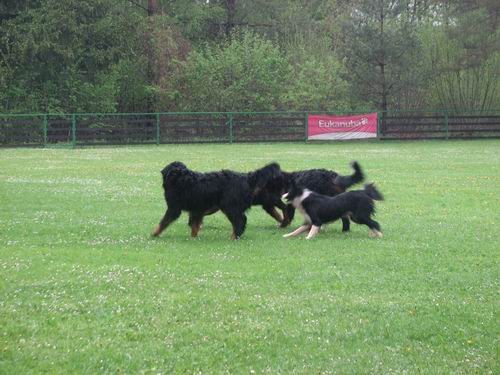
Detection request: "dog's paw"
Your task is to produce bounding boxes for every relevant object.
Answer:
[369,230,383,238]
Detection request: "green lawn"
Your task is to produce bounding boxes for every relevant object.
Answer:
[0,140,499,373]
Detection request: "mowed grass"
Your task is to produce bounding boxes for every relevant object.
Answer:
[0,140,498,373]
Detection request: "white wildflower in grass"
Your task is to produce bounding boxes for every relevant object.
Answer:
[0,141,498,373]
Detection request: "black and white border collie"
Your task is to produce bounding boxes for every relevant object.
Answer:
[282,182,384,239]
[152,161,281,240]
[254,161,365,229]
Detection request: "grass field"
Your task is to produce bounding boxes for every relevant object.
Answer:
[0,140,499,373]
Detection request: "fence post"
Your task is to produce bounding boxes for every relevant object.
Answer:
[71,113,76,148]
[228,113,233,143]
[377,111,381,139]
[156,113,160,145]
[444,110,449,140]
[304,112,308,142]
[42,114,48,147]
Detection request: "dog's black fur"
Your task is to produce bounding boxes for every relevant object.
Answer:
[254,161,365,230]
[283,181,384,239]
[152,161,281,239]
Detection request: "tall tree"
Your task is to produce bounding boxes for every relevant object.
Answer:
[340,0,420,111]
[0,0,146,112]
[425,1,500,110]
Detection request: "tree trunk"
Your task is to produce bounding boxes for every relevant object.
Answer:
[148,0,158,17]
[145,0,158,112]
[225,0,236,36]
[379,1,388,112]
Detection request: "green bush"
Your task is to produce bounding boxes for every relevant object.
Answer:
[179,30,289,112]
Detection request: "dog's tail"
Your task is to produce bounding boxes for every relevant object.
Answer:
[333,161,364,188]
[364,183,384,201]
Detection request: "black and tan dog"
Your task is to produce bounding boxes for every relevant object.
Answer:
[282,181,384,239]
[152,161,281,239]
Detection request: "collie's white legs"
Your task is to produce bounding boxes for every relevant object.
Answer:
[369,229,383,238]
[283,224,311,238]
[306,225,321,240]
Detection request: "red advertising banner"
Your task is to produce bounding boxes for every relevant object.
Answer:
[308,112,378,140]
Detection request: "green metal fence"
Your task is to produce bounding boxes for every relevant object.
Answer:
[379,110,500,140]
[0,110,499,147]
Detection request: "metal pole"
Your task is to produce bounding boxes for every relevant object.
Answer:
[71,113,76,148]
[304,112,308,142]
[43,114,48,147]
[377,111,381,139]
[444,110,449,140]
[228,113,233,143]
[156,113,160,145]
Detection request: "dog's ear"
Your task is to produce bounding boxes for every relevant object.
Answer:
[264,162,282,184]
[161,161,187,181]
[268,162,282,177]
[251,162,282,191]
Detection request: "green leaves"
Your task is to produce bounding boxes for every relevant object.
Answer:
[180,30,289,112]
[282,51,351,111]
[0,0,498,113]
[0,0,144,113]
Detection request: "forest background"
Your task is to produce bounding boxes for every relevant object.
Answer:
[0,0,498,114]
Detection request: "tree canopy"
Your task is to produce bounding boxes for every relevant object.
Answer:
[1,0,498,113]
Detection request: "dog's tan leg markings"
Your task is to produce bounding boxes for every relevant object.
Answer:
[191,223,201,237]
[272,208,283,223]
[152,209,181,237]
[283,224,311,238]
[306,225,321,240]
[264,206,283,224]
[152,225,162,237]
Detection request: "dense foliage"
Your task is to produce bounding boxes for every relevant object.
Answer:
[0,0,498,113]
